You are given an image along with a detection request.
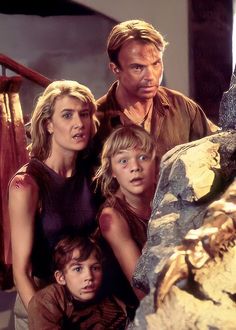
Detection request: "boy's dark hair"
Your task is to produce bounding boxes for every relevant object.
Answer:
[53,234,104,271]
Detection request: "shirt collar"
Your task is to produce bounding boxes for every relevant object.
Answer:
[108,81,170,115]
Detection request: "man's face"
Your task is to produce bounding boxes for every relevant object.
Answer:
[112,39,164,101]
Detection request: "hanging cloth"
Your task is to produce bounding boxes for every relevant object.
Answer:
[0,76,29,288]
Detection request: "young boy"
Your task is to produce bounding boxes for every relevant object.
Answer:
[28,234,127,329]
[95,124,158,304]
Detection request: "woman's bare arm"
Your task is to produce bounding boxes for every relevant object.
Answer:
[8,173,39,309]
[99,207,146,300]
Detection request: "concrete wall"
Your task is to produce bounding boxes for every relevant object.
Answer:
[73,0,189,94]
[0,1,189,117]
[0,14,115,116]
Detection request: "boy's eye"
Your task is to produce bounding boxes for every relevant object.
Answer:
[118,158,128,165]
[92,264,102,272]
[139,154,149,161]
[74,266,83,272]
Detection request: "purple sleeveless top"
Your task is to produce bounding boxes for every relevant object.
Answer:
[22,158,98,281]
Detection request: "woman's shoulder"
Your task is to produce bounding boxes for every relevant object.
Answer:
[9,172,39,198]
[8,161,39,193]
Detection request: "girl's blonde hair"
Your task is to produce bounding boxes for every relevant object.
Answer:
[29,80,98,161]
[94,124,157,197]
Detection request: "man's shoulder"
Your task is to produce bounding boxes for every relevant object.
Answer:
[96,82,118,112]
[96,90,106,104]
[157,86,202,115]
[158,86,194,103]
[96,93,108,111]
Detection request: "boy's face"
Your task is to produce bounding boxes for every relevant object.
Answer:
[111,147,156,197]
[55,248,103,302]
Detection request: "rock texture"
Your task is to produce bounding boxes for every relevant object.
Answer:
[219,65,236,130]
[130,131,236,329]
[130,131,236,330]
[135,178,236,329]
[129,44,236,330]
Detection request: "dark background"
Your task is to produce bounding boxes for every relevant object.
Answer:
[0,0,233,123]
[189,0,233,123]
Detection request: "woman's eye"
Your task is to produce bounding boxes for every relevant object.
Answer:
[80,111,90,118]
[62,112,72,119]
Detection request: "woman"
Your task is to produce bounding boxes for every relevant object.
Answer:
[8,80,100,328]
[95,124,158,303]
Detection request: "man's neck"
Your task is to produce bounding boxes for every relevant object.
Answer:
[115,86,153,118]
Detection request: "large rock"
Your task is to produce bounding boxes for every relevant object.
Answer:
[130,65,236,328]
[219,65,236,130]
[134,178,236,329]
[131,130,236,329]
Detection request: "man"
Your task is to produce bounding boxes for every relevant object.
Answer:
[95,19,218,164]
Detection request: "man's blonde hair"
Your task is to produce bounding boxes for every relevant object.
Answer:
[107,19,168,67]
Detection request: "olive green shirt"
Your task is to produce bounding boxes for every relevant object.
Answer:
[95,82,219,164]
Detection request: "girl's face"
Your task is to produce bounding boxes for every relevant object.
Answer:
[47,95,91,155]
[111,147,156,198]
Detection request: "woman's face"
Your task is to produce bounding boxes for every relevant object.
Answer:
[47,95,92,154]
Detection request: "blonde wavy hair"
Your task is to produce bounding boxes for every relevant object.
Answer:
[29,80,98,161]
[94,124,157,197]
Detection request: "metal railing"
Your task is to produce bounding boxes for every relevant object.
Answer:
[0,53,51,87]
